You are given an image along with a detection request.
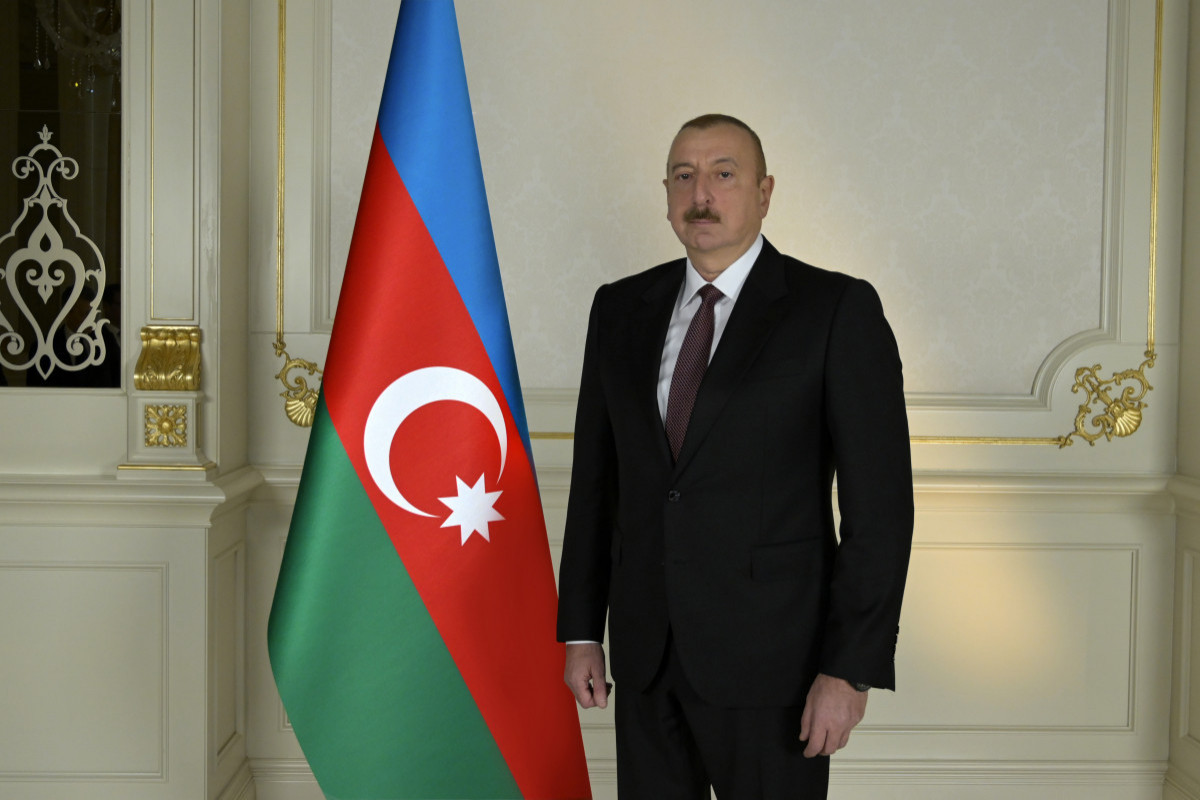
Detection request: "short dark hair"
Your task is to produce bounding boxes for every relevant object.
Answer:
[675,113,768,182]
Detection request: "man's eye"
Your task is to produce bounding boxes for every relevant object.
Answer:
[719,171,733,179]
[676,173,691,181]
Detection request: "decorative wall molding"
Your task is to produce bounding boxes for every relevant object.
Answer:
[146,1,198,324]
[1183,547,1200,748]
[248,757,319,784]
[865,543,1138,733]
[252,465,1174,513]
[0,466,263,526]
[216,759,257,800]
[311,0,334,332]
[1172,474,1200,516]
[908,0,1131,414]
[1171,492,1200,800]
[830,758,1168,786]
[1167,764,1200,800]
[213,540,247,762]
[145,403,189,447]
[0,561,167,780]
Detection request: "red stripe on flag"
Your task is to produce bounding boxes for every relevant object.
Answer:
[323,128,590,799]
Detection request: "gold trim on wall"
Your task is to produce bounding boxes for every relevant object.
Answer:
[1042,0,1161,449]
[148,0,155,315]
[116,461,216,472]
[272,0,322,428]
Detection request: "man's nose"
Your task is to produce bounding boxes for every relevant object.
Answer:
[690,174,713,204]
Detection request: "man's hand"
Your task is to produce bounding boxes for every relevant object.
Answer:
[564,643,611,709]
[799,673,867,757]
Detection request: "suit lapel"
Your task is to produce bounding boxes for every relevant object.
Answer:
[628,261,684,465]
[673,240,789,475]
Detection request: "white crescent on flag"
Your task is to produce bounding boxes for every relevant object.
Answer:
[363,366,508,520]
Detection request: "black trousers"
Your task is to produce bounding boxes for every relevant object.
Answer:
[614,637,830,800]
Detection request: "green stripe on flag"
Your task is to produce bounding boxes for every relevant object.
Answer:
[268,399,520,799]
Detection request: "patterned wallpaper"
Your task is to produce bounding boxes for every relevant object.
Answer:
[330,0,1109,397]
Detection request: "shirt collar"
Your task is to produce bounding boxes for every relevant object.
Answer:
[681,234,764,305]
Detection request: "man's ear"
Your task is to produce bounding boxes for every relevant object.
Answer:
[759,175,775,217]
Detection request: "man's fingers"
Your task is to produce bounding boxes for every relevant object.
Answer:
[799,673,868,757]
[802,727,826,758]
[592,677,609,708]
[803,720,850,758]
[567,674,598,708]
[569,675,596,708]
[564,643,608,709]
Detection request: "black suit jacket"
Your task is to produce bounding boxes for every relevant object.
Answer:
[557,238,913,708]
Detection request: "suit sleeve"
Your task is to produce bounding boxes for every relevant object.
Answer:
[819,278,913,691]
[556,286,619,643]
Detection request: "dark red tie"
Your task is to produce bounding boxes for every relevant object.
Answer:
[665,284,723,461]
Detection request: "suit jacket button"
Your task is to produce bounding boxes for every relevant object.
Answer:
[667,490,680,502]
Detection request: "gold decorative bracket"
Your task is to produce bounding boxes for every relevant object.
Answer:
[134,325,201,390]
[273,337,321,427]
[119,324,213,477]
[1056,350,1155,447]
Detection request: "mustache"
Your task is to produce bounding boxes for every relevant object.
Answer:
[684,206,721,223]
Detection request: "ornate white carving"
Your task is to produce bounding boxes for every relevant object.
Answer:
[0,125,110,380]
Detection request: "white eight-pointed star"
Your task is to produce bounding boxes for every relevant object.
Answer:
[439,474,504,544]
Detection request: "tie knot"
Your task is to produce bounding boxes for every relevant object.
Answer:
[698,284,723,306]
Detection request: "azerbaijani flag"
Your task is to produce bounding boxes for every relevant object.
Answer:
[266,2,592,798]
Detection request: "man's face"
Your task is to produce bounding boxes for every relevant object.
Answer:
[664,123,774,274]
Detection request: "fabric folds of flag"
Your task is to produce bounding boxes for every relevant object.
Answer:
[266,2,592,798]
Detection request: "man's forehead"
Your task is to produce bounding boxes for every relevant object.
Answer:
[668,124,755,162]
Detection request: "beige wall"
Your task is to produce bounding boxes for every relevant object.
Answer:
[0,1,1191,799]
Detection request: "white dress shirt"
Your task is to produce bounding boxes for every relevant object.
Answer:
[656,234,763,422]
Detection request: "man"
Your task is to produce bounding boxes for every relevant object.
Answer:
[556,114,913,799]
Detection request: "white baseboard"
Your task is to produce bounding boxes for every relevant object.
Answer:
[1166,764,1200,800]
[217,760,257,800]
[246,757,1167,800]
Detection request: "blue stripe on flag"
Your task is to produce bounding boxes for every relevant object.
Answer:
[376,0,532,458]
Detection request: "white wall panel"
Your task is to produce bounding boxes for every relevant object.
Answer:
[0,523,206,800]
[214,544,242,757]
[0,562,165,778]
[881,544,1135,730]
[1170,479,1200,799]
[0,466,259,800]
